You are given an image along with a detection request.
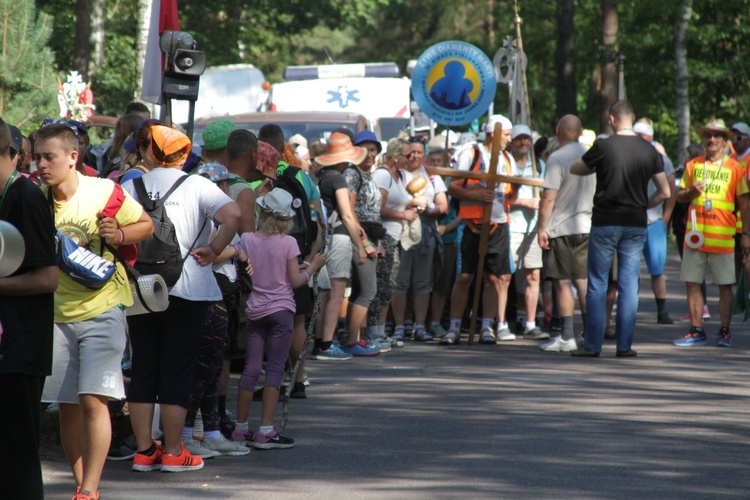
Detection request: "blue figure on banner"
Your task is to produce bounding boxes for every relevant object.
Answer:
[429,61,473,110]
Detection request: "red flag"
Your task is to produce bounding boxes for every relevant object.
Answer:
[141,0,180,104]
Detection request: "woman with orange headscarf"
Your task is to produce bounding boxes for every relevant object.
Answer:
[122,125,241,473]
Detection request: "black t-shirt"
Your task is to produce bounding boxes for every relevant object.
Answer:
[583,135,664,227]
[317,167,350,236]
[0,176,56,376]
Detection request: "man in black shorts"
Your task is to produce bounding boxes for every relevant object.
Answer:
[537,115,593,352]
[443,115,518,345]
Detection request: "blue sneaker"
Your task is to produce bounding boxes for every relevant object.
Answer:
[673,328,708,347]
[343,340,381,357]
[715,328,732,347]
[312,344,352,361]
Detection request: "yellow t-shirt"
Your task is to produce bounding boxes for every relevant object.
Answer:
[44,173,144,323]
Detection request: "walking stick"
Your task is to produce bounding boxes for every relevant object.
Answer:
[468,123,504,345]
[280,274,320,433]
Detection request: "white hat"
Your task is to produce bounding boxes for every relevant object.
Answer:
[257,188,295,220]
[731,122,750,137]
[288,133,308,150]
[633,122,654,137]
[484,114,512,134]
[295,146,309,161]
[511,124,532,140]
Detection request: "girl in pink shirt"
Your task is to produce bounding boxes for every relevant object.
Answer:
[233,188,325,449]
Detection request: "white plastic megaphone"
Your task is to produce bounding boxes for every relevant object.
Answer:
[0,220,26,278]
[685,208,704,249]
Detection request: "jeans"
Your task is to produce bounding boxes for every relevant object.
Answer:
[584,225,646,352]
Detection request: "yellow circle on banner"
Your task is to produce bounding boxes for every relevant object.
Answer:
[426,59,481,106]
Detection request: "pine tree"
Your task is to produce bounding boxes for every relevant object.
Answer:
[0,0,59,131]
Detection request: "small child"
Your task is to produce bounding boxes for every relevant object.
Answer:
[232,188,326,449]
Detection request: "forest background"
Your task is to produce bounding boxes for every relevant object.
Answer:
[2,0,747,160]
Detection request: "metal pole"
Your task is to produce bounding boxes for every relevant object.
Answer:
[513,1,532,129]
[618,53,627,100]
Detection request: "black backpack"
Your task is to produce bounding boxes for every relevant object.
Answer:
[275,163,317,258]
[133,175,204,287]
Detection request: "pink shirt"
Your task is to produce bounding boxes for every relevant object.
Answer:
[240,232,300,320]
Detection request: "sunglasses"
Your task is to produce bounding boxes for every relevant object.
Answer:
[401,151,417,158]
[408,136,426,145]
[734,134,748,140]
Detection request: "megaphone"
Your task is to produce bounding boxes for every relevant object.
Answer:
[0,220,25,278]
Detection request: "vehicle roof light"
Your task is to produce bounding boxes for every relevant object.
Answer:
[283,63,401,80]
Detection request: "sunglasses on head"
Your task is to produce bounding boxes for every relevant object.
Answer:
[408,136,426,145]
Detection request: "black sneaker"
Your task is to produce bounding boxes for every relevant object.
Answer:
[290,381,307,399]
[219,415,236,439]
[657,311,674,324]
[514,319,526,334]
[107,434,137,461]
[252,428,295,449]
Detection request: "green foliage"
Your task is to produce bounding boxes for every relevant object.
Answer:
[25,0,750,155]
[0,0,60,131]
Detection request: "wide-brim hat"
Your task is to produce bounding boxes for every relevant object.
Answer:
[257,187,295,220]
[315,132,367,166]
[697,118,734,140]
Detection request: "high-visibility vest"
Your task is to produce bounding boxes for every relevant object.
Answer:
[730,152,749,233]
[681,155,749,254]
[457,146,511,222]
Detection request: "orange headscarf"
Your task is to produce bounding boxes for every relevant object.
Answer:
[150,125,191,167]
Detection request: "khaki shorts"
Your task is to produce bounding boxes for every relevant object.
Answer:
[325,233,353,280]
[680,248,735,285]
[545,234,589,281]
[510,232,543,270]
[42,306,127,404]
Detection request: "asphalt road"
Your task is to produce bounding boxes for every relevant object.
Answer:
[42,250,750,499]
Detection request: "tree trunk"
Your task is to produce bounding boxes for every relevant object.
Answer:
[556,0,576,118]
[675,0,693,162]
[135,0,153,101]
[89,0,105,77]
[599,0,618,134]
[73,0,93,80]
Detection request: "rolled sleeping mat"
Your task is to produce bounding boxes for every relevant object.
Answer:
[126,273,169,316]
[0,220,26,278]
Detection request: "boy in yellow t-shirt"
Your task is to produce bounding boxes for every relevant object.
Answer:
[36,122,153,500]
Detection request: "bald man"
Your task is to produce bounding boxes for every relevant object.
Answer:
[537,115,595,352]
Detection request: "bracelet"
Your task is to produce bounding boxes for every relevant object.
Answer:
[233,243,241,257]
[302,270,310,282]
[303,260,312,267]
[365,242,374,248]
[209,241,221,256]
[116,228,125,246]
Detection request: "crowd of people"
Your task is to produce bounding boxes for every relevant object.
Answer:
[2,98,750,499]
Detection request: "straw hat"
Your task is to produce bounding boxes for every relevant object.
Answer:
[314,132,367,166]
[697,118,734,140]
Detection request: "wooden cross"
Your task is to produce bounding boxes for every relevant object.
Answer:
[427,123,543,344]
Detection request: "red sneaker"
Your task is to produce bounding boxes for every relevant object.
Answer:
[161,443,204,472]
[131,441,164,472]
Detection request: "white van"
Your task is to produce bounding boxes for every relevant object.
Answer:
[269,63,411,137]
[166,64,268,125]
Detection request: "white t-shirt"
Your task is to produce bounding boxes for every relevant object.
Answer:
[646,153,675,224]
[400,164,447,209]
[542,142,595,238]
[123,167,235,301]
[213,232,240,282]
[371,166,410,240]
[509,154,544,233]
[455,143,512,224]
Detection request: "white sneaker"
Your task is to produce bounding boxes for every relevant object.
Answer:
[496,327,516,341]
[183,438,220,459]
[540,336,578,352]
[202,435,251,456]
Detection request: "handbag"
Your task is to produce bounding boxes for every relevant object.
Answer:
[49,186,123,290]
[360,220,387,241]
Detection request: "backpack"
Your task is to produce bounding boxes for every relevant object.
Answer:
[274,163,317,258]
[132,175,201,287]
